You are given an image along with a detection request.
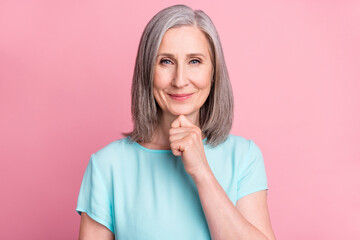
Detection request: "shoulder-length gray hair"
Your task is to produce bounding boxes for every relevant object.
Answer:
[125,4,234,147]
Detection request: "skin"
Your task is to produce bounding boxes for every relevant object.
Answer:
[79,26,276,240]
[149,26,213,150]
[151,26,276,240]
[79,212,114,240]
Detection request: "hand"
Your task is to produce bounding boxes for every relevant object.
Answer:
[169,115,210,178]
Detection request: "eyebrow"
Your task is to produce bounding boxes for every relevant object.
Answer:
[157,53,207,58]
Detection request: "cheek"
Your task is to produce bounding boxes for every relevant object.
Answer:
[191,69,212,89]
[153,71,163,89]
[153,87,164,109]
[153,69,171,105]
[154,67,174,88]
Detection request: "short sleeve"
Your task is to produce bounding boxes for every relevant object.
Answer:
[76,154,114,233]
[237,140,268,200]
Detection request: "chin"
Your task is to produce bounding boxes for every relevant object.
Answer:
[169,108,198,117]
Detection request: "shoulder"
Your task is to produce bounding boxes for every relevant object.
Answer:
[226,134,250,145]
[228,134,261,152]
[209,134,263,161]
[225,135,265,172]
[91,137,133,168]
[94,137,130,155]
[212,134,252,152]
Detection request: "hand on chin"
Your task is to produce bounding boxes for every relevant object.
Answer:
[169,115,210,178]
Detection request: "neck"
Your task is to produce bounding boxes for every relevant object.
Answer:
[151,111,200,148]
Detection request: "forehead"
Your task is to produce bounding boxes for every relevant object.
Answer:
[158,26,210,55]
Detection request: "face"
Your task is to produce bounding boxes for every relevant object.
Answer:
[153,26,213,120]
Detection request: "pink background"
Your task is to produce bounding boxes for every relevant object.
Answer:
[1,0,359,239]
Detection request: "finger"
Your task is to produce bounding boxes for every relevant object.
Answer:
[172,148,182,156]
[170,127,202,143]
[171,116,181,128]
[169,126,195,136]
[170,138,189,154]
[177,115,194,127]
[169,131,189,143]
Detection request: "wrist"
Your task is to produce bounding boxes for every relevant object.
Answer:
[190,164,214,184]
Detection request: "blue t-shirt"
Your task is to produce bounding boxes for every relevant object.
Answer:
[76,134,268,239]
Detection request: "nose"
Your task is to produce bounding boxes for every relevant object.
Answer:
[172,63,189,88]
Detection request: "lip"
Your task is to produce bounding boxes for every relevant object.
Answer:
[168,93,194,101]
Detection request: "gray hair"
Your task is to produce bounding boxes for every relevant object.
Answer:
[125,4,234,147]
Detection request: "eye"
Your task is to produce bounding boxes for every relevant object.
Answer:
[160,59,172,65]
[189,59,201,64]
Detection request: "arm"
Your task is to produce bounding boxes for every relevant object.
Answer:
[79,212,114,240]
[193,169,276,240]
[169,115,275,240]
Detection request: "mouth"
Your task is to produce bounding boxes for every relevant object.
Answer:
[167,93,194,101]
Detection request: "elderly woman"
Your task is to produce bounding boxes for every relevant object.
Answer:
[76,4,275,240]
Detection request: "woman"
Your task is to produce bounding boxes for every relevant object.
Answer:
[76,4,275,240]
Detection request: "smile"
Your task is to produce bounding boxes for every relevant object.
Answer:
[168,93,194,101]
